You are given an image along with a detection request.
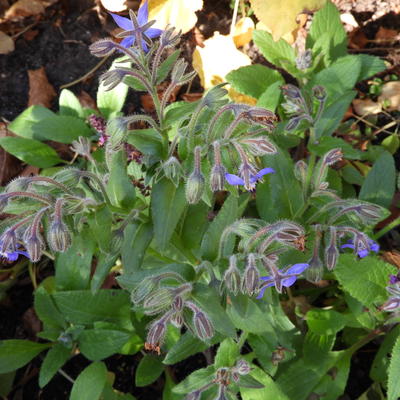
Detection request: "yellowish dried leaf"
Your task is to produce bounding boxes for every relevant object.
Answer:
[378,81,400,111]
[353,98,382,116]
[145,0,203,34]
[0,31,14,54]
[100,0,127,12]
[250,0,325,41]
[233,17,254,47]
[192,32,251,89]
[4,0,45,19]
[228,88,257,105]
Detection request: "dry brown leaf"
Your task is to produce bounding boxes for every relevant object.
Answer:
[375,27,399,42]
[378,81,400,111]
[382,250,400,270]
[348,28,369,49]
[27,67,56,108]
[4,0,45,19]
[100,0,127,12]
[192,32,251,89]
[353,98,382,116]
[250,0,325,41]
[0,123,22,185]
[146,0,203,34]
[233,17,254,48]
[181,92,203,102]
[77,90,98,110]
[0,31,14,54]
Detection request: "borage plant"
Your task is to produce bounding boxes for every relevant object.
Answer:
[1,1,399,400]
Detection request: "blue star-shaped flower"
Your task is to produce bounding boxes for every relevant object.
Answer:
[110,0,162,52]
[341,238,379,258]
[0,247,29,262]
[225,167,275,191]
[257,263,309,298]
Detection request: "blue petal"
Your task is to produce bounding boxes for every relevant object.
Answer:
[146,27,163,38]
[256,282,274,299]
[141,39,148,52]
[252,167,275,181]
[282,276,297,287]
[5,252,19,261]
[370,241,380,253]
[286,263,309,275]
[260,275,271,281]
[109,13,133,31]
[225,173,245,186]
[16,250,29,258]
[137,0,149,25]
[120,36,134,48]
[341,243,355,250]
[358,249,369,258]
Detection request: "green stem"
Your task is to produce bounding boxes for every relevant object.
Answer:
[237,331,248,350]
[374,216,400,240]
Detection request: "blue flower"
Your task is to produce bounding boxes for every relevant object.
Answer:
[0,248,29,262]
[257,263,309,298]
[225,167,275,191]
[341,239,379,258]
[110,0,162,52]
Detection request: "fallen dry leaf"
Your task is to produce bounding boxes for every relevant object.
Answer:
[0,31,14,54]
[348,28,369,49]
[0,123,22,185]
[145,0,203,34]
[382,250,400,270]
[100,0,127,12]
[233,17,254,47]
[27,67,56,108]
[353,98,382,116]
[77,90,98,110]
[250,0,325,41]
[4,0,45,19]
[192,32,251,89]
[379,81,400,111]
[375,27,399,42]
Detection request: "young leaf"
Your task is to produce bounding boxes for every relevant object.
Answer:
[359,151,396,208]
[135,354,164,387]
[214,338,239,368]
[59,89,84,118]
[0,340,50,374]
[34,286,66,329]
[0,137,62,168]
[387,335,400,400]
[357,54,386,82]
[172,365,215,394]
[306,309,346,336]
[151,178,186,250]
[39,344,71,388]
[70,362,108,400]
[127,129,164,159]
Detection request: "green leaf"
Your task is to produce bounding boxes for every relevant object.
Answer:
[308,136,361,159]
[226,65,283,99]
[8,105,55,139]
[200,194,238,261]
[0,371,16,398]
[97,59,129,118]
[179,203,209,250]
[90,254,118,293]
[334,254,396,308]
[214,338,239,368]
[52,290,131,328]
[253,30,296,72]
[87,206,113,253]
[306,309,346,335]
[256,81,282,112]
[33,115,92,143]
[34,286,66,329]
[78,329,131,361]
[106,149,136,208]
[359,151,396,208]
[256,149,303,220]
[387,335,400,400]
[151,179,186,250]
[70,362,108,400]
[382,134,400,155]
[39,344,71,388]
[135,354,164,387]
[172,366,215,394]
[156,50,181,84]
[0,136,62,168]
[0,340,50,374]
[127,129,164,159]
[357,54,386,82]
[307,0,347,61]
[59,89,84,118]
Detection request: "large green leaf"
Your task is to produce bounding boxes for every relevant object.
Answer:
[357,54,386,82]
[388,335,400,400]
[127,129,164,159]
[306,309,346,335]
[172,366,215,394]
[70,362,108,400]
[214,338,239,368]
[359,151,396,208]
[39,344,71,388]
[151,179,186,250]
[34,286,66,329]
[0,340,50,374]
[59,89,84,118]
[135,354,164,387]
[0,136,62,168]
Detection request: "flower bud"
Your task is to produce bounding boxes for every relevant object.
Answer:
[185,171,205,204]
[89,38,117,57]
[323,148,343,166]
[325,243,339,271]
[193,309,214,340]
[286,116,303,131]
[170,313,184,328]
[305,253,324,283]
[381,297,400,312]
[107,117,129,148]
[296,49,312,70]
[143,287,174,315]
[131,277,157,304]
[241,253,260,296]
[109,228,124,254]
[47,220,71,253]
[160,26,181,48]
[162,156,183,182]
[244,107,277,130]
[23,230,45,262]
[312,85,327,101]
[294,160,308,183]
[222,255,241,296]
[172,295,184,312]
[0,228,17,253]
[241,137,277,156]
[235,359,251,375]
[6,177,31,192]
[88,114,107,135]
[145,318,166,353]
[70,137,92,158]
[281,84,302,100]
[355,204,383,221]
[210,164,226,192]
[53,168,82,188]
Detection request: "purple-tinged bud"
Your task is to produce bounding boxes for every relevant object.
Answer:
[23,230,45,263]
[356,204,383,221]
[131,277,157,304]
[172,295,184,312]
[271,347,286,365]
[286,116,303,131]
[305,253,324,283]
[145,318,167,354]
[381,297,400,312]
[210,164,226,192]
[235,359,251,375]
[323,148,343,166]
[281,84,302,100]
[325,227,339,271]
[215,385,229,400]
[241,253,260,296]
[0,228,17,253]
[244,107,277,130]
[89,38,117,57]
[312,85,327,101]
[296,49,312,70]
[240,137,277,156]
[160,26,181,48]
[47,220,71,253]
[193,309,214,340]
[143,287,174,315]
[52,168,82,188]
[171,59,196,85]
[215,368,230,385]
[185,391,202,400]
[170,313,184,328]
[222,255,241,296]
[232,371,240,383]
[294,160,308,183]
